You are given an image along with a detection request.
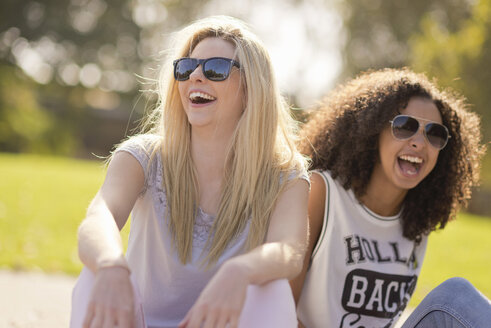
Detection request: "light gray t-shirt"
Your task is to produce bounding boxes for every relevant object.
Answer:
[116,134,307,328]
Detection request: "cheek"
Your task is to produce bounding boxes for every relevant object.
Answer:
[378,129,395,161]
[427,149,440,172]
[224,85,245,112]
[178,83,186,101]
[228,75,245,106]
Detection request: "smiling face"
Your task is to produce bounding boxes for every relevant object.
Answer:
[370,97,442,195]
[177,37,245,136]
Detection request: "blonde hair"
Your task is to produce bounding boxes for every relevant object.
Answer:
[142,16,307,265]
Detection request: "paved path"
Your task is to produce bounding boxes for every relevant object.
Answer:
[0,269,412,327]
[0,270,76,328]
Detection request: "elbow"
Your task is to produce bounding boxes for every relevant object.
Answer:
[77,221,90,265]
[289,255,305,280]
[285,242,307,280]
[77,217,99,270]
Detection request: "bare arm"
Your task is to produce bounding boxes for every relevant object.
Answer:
[289,172,326,328]
[77,151,144,328]
[229,177,310,283]
[181,178,310,328]
[78,151,144,272]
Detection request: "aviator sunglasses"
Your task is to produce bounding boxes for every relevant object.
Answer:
[389,114,450,150]
[173,57,241,82]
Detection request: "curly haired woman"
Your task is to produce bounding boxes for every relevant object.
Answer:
[291,68,490,328]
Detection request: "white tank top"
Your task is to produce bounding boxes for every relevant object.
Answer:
[297,171,427,328]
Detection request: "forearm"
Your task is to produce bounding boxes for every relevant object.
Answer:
[78,196,128,273]
[228,179,310,286]
[228,240,306,286]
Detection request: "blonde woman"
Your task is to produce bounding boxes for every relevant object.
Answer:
[70,16,309,328]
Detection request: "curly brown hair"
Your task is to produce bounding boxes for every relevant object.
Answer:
[300,68,485,242]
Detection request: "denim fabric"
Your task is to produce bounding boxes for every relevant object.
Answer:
[401,277,491,328]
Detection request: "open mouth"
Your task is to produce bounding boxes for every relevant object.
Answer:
[398,155,423,176]
[189,92,216,104]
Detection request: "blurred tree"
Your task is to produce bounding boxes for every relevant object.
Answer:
[339,0,474,77]
[0,63,76,154]
[0,0,209,91]
[0,0,211,156]
[409,0,491,143]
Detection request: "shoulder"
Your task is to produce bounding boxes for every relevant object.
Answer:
[114,134,161,167]
[281,168,311,189]
[116,134,161,156]
[308,171,327,235]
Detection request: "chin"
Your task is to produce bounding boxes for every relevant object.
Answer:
[395,176,425,191]
[186,113,212,127]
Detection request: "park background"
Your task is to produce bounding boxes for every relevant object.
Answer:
[0,0,490,313]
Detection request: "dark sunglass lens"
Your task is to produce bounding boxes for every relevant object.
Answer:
[392,116,419,139]
[175,59,197,81]
[425,123,448,149]
[203,58,231,81]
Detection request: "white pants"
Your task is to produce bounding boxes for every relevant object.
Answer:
[70,267,297,328]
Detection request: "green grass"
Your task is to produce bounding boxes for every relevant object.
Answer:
[0,152,130,275]
[0,152,490,303]
[410,212,491,305]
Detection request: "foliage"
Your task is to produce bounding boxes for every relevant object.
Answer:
[0,0,207,89]
[339,0,473,77]
[0,63,76,154]
[409,0,491,142]
[0,0,212,156]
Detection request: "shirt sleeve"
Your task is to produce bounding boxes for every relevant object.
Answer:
[282,169,311,189]
[113,134,161,192]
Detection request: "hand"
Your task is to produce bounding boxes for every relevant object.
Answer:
[179,260,249,328]
[83,266,134,328]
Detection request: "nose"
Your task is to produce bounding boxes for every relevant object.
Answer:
[409,125,426,149]
[188,64,204,82]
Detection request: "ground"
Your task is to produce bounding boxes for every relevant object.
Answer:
[0,270,75,327]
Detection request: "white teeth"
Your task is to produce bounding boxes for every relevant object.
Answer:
[189,92,216,101]
[399,155,423,164]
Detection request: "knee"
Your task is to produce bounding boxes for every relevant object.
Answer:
[246,279,293,303]
[239,279,297,328]
[440,277,471,288]
[422,277,476,307]
[435,277,473,296]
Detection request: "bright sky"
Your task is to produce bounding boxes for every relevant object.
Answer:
[203,0,344,108]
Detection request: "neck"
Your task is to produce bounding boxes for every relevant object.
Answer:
[190,128,233,215]
[191,131,231,175]
[360,179,407,217]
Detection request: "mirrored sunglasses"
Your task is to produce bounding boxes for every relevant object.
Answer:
[389,114,450,150]
[173,57,240,82]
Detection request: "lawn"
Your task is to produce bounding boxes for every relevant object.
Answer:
[410,212,491,305]
[0,152,490,304]
[0,152,131,275]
